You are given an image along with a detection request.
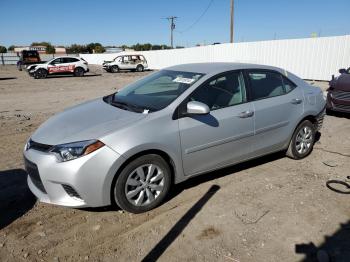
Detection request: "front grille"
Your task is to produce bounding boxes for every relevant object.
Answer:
[24,158,47,193]
[62,184,82,200]
[28,139,52,152]
[332,90,350,101]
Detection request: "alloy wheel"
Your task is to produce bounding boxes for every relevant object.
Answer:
[295,126,313,154]
[124,164,164,206]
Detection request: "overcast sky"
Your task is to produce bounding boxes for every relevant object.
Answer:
[1,0,349,47]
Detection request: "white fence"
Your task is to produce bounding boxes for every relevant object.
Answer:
[80,35,350,81]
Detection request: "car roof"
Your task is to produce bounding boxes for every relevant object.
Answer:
[117,54,144,57]
[165,62,286,75]
[53,56,80,59]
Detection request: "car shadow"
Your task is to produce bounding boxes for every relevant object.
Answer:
[326,110,350,119]
[165,150,287,204]
[295,220,350,261]
[142,185,220,262]
[43,74,102,79]
[0,77,17,81]
[0,169,36,230]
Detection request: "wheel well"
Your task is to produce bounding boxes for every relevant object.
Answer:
[299,115,317,127]
[110,149,176,203]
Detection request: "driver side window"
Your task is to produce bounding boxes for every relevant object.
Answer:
[51,58,62,65]
[189,71,246,111]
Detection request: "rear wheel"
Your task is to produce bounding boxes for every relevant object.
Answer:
[74,67,85,77]
[112,154,171,213]
[286,120,315,159]
[111,65,119,73]
[136,64,144,72]
[34,69,48,79]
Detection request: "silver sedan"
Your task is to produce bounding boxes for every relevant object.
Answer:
[24,63,326,213]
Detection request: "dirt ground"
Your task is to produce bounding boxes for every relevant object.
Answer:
[0,65,349,262]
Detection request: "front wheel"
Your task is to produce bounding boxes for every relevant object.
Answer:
[111,65,119,73]
[34,69,48,79]
[112,154,171,213]
[74,67,85,77]
[286,120,316,159]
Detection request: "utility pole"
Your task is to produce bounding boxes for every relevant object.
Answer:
[166,16,177,48]
[230,0,234,43]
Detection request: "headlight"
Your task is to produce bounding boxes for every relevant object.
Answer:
[50,140,104,162]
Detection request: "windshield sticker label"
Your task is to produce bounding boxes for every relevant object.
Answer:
[173,77,195,84]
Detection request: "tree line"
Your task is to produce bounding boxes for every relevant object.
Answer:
[0,42,184,53]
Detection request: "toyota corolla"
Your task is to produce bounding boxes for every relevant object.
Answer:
[24,63,326,213]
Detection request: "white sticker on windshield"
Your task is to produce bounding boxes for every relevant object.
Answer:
[173,77,195,84]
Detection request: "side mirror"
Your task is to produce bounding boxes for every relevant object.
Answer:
[187,101,210,115]
[339,68,346,74]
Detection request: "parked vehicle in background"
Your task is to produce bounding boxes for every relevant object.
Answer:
[327,67,350,113]
[102,54,147,73]
[23,63,326,213]
[27,57,89,79]
[17,50,44,71]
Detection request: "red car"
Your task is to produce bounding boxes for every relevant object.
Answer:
[327,68,350,113]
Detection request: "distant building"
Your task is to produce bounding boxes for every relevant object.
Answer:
[13,46,66,54]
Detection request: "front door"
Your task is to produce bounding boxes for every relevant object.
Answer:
[178,71,254,176]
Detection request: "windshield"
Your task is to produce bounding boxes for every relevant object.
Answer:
[110,70,204,112]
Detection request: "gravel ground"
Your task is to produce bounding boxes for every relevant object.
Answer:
[0,65,349,262]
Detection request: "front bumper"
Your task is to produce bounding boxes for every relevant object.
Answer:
[102,65,110,71]
[24,145,124,207]
[327,90,350,113]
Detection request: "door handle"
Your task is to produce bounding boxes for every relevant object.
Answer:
[238,110,254,118]
[291,98,302,104]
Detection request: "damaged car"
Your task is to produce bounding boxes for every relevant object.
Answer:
[27,56,89,79]
[327,67,350,113]
[102,54,148,73]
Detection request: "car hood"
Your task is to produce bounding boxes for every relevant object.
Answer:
[31,98,146,145]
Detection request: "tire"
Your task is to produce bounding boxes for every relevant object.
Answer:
[112,154,171,213]
[111,65,119,73]
[136,64,144,72]
[286,120,316,159]
[34,69,48,79]
[74,67,85,77]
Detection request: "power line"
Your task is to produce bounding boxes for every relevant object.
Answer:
[176,0,214,34]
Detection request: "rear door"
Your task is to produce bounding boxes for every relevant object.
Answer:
[245,69,304,155]
[61,57,78,73]
[178,71,255,175]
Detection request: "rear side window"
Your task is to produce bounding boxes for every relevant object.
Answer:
[282,75,297,93]
[247,70,295,100]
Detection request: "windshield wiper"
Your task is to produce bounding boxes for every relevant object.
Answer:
[111,101,145,113]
